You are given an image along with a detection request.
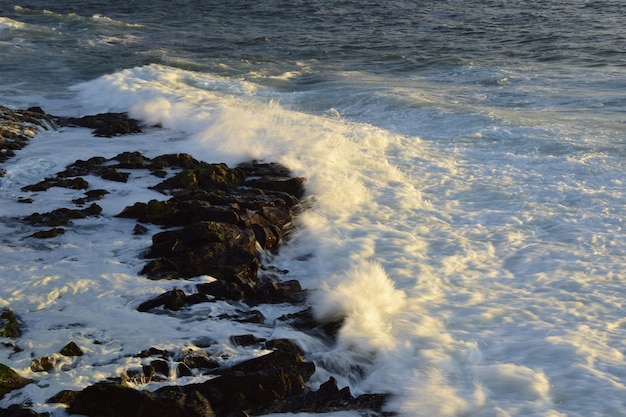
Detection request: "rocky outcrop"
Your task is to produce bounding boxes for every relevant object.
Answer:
[0,363,31,399]
[2,108,391,417]
[0,105,53,176]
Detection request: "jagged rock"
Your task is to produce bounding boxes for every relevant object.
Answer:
[54,112,142,137]
[72,189,109,205]
[0,404,50,416]
[133,223,149,235]
[23,203,102,227]
[21,176,89,192]
[59,341,83,357]
[218,309,266,324]
[151,163,244,193]
[264,339,304,356]
[181,352,219,372]
[0,308,21,338]
[0,105,53,169]
[230,334,266,347]
[30,356,56,372]
[137,289,187,312]
[68,381,215,417]
[28,228,65,239]
[0,363,31,399]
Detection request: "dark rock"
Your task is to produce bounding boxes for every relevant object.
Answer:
[17,197,34,204]
[154,349,315,416]
[181,352,219,371]
[133,223,149,235]
[149,153,200,170]
[1,105,53,169]
[54,112,142,137]
[22,177,89,192]
[0,308,21,338]
[73,189,109,205]
[137,289,187,312]
[264,339,304,356]
[47,389,77,404]
[230,334,266,347]
[68,381,215,417]
[117,199,179,225]
[255,279,306,305]
[0,404,50,416]
[218,309,266,324]
[176,362,193,378]
[23,203,102,227]
[196,279,255,301]
[0,363,32,399]
[150,359,170,378]
[112,151,151,169]
[30,356,56,372]
[59,341,83,357]
[152,163,244,193]
[135,347,171,358]
[100,167,130,183]
[28,228,65,239]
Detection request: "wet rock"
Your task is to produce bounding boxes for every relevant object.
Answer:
[137,289,188,312]
[181,351,219,372]
[264,339,304,356]
[230,334,266,347]
[22,177,89,192]
[0,308,21,338]
[0,363,32,399]
[72,189,109,205]
[0,105,53,169]
[133,223,149,235]
[54,112,142,137]
[59,341,83,357]
[151,163,244,193]
[0,404,50,416]
[28,228,65,239]
[30,356,56,373]
[68,381,215,417]
[23,203,102,227]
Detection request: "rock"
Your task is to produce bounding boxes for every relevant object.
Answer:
[133,223,149,235]
[264,339,304,356]
[137,289,188,312]
[59,341,83,357]
[151,163,244,193]
[30,356,56,373]
[1,105,53,169]
[181,352,219,371]
[0,308,21,338]
[21,177,89,192]
[0,404,50,416]
[230,334,266,347]
[54,112,142,137]
[72,189,109,205]
[0,363,31,399]
[23,203,102,227]
[28,228,65,239]
[68,381,215,417]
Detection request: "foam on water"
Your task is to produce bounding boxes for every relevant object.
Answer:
[2,61,626,417]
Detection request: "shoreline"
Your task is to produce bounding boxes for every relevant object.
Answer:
[1,105,391,417]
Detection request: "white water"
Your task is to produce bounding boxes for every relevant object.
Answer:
[2,64,626,417]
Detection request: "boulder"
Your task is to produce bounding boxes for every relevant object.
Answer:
[0,363,31,399]
[53,112,142,137]
[0,308,21,338]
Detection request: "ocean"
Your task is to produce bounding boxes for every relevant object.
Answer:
[1,1,626,416]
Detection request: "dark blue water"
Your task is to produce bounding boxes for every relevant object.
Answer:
[2,0,625,87]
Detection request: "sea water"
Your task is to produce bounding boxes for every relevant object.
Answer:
[1,1,625,416]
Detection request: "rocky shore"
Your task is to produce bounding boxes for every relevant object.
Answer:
[1,105,392,417]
